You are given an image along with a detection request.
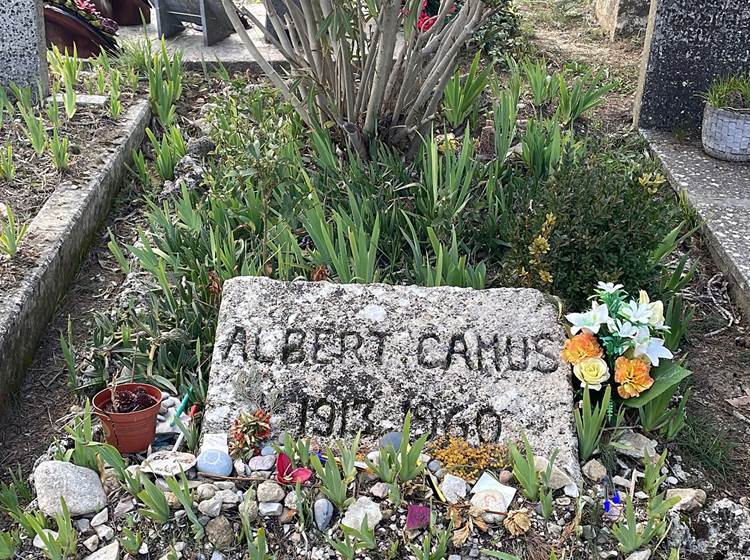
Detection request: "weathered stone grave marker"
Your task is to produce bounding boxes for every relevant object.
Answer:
[634,0,750,130]
[204,277,579,477]
[0,0,49,95]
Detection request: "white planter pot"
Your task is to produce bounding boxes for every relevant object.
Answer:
[702,104,750,162]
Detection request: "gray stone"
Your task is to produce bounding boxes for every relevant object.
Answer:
[239,496,258,523]
[204,278,579,478]
[94,524,115,541]
[33,529,58,550]
[314,498,334,530]
[686,498,750,559]
[34,461,107,517]
[259,502,283,516]
[91,508,109,527]
[233,459,247,477]
[82,541,120,560]
[0,0,49,94]
[257,481,285,502]
[206,516,234,551]
[379,432,402,451]
[615,429,658,459]
[198,496,222,517]
[534,456,575,491]
[196,483,217,501]
[625,551,651,560]
[582,459,607,482]
[666,488,707,512]
[74,518,92,533]
[341,497,382,531]
[196,449,233,476]
[247,454,277,471]
[186,136,217,159]
[428,460,442,473]
[82,534,100,552]
[261,445,276,456]
[440,474,468,504]
[370,482,390,499]
[634,0,750,130]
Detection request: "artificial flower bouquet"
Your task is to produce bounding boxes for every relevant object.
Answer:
[561,282,690,405]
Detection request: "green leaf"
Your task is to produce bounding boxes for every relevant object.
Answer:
[620,361,692,408]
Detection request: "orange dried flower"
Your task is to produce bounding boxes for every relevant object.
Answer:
[615,357,654,399]
[561,331,603,365]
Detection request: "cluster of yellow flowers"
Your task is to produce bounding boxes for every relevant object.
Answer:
[521,212,556,286]
[427,435,509,482]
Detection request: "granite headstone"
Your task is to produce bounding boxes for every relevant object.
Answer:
[634,0,750,130]
[204,277,580,477]
[0,0,49,95]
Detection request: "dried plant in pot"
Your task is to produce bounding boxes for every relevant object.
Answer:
[93,376,162,453]
[701,74,750,162]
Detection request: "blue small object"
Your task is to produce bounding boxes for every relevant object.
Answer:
[612,492,621,505]
[603,499,611,513]
[260,445,276,456]
[313,450,327,464]
[196,449,233,476]
[379,431,402,450]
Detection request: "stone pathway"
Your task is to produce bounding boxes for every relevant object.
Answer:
[117,4,284,70]
[644,129,750,317]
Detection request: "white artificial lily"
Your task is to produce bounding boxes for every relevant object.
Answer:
[567,301,610,334]
[596,281,624,294]
[633,326,673,366]
[638,290,667,330]
[615,320,639,339]
[620,300,652,325]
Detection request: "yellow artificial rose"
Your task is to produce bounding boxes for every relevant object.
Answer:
[573,357,610,391]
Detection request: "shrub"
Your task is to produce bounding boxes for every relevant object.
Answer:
[500,136,681,309]
[220,0,494,155]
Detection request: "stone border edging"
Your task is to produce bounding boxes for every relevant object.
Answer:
[643,128,750,318]
[0,99,151,404]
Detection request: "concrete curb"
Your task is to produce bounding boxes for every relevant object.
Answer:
[0,99,151,404]
[643,128,750,318]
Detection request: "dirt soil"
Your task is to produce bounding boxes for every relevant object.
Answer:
[0,90,135,227]
[0,71,220,482]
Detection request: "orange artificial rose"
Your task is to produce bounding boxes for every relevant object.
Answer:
[614,356,654,399]
[561,331,604,365]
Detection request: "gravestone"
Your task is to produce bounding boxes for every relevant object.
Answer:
[153,0,234,46]
[204,277,580,477]
[595,0,649,41]
[634,0,750,130]
[0,0,49,95]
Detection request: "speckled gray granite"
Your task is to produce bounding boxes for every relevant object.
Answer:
[0,0,49,93]
[0,100,151,406]
[643,129,750,316]
[204,277,580,480]
[634,0,750,130]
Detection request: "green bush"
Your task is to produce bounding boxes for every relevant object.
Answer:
[500,135,681,309]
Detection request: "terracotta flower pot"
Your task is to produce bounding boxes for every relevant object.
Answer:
[93,383,162,453]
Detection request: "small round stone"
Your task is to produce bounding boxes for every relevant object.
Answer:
[379,432,402,450]
[197,449,233,477]
[314,498,334,531]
